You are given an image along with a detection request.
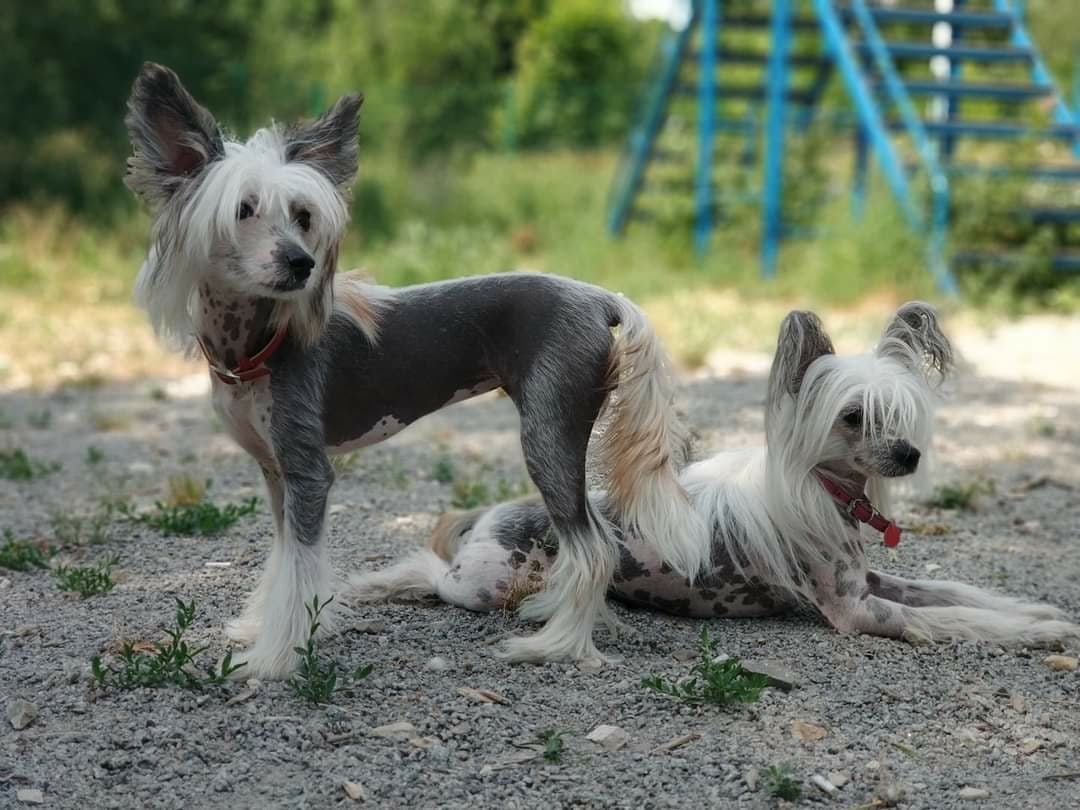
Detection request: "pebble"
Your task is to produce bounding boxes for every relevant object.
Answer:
[16,790,44,805]
[576,658,604,673]
[343,781,366,801]
[585,724,630,751]
[811,774,838,796]
[1042,655,1078,672]
[791,720,827,741]
[743,767,759,792]
[425,656,449,671]
[740,658,800,690]
[959,787,991,800]
[370,721,418,739]
[827,770,849,788]
[671,648,697,662]
[1019,738,1041,755]
[7,699,38,731]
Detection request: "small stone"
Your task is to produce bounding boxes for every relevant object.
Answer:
[576,658,604,673]
[743,767,760,792]
[329,504,347,516]
[410,736,438,749]
[1019,738,1041,755]
[370,721,418,739]
[1043,655,1078,672]
[343,781,366,801]
[457,687,510,705]
[791,720,828,742]
[585,724,630,751]
[16,790,44,804]
[672,648,697,662]
[827,770,849,788]
[811,774,838,796]
[7,699,37,730]
[1009,694,1026,713]
[924,563,942,573]
[351,621,385,635]
[0,576,10,589]
[740,658,800,690]
[866,759,881,772]
[425,656,449,671]
[959,787,991,800]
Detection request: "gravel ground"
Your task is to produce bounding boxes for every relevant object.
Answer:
[2,342,1080,809]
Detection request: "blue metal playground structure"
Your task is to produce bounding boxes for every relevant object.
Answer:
[606,0,1080,293]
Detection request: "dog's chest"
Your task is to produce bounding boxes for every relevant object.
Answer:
[211,378,277,471]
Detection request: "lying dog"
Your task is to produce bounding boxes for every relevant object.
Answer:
[124,63,708,676]
[353,302,1080,647]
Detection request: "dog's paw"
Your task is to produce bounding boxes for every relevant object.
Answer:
[224,617,261,645]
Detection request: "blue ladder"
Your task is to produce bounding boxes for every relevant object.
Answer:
[606,0,1080,291]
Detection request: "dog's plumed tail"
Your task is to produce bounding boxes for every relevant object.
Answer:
[593,296,711,579]
[348,549,447,603]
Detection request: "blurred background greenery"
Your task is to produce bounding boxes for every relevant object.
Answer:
[1,0,1079,387]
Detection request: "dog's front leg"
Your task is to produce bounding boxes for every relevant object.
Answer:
[234,448,339,679]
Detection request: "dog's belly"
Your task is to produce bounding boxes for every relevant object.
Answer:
[610,537,791,619]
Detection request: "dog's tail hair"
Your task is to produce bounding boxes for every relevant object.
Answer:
[593,296,711,579]
[348,549,448,603]
[427,506,488,561]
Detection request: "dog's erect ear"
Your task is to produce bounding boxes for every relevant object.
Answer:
[877,301,954,383]
[124,63,224,205]
[768,310,835,401]
[285,93,364,189]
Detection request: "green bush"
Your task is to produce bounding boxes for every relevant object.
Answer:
[512,0,652,148]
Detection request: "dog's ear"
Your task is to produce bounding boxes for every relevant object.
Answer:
[285,93,364,190]
[125,63,224,205]
[877,301,954,383]
[768,310,835,401]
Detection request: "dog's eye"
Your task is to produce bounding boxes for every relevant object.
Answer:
[238,202,255,221]
[843,409,863,428]
[295,209,311,232]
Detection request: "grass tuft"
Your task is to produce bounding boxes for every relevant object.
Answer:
[764,763,802,801]
[927,478,996,510]
[91,598,244,690]
[537,727,567,763]
[53,553,119,597]
[641,628,768,707]
[290,595,373,705]
[0,530,52,571]
[124,482,258,536]
[0,448,61,480]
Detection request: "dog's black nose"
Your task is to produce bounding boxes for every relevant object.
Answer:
[280,243,315,283]
[892,442,921,471]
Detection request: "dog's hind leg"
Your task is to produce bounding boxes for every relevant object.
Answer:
[867,570,1069,621]
[499,363,621,663]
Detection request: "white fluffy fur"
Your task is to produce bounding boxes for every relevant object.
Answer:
[593,296,711,579]
[134,129,350,354]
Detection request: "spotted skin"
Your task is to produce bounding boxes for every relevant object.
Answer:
[438,497,792,619]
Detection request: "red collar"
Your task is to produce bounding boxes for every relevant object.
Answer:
[195,323,289,385]
[816,473,901,548]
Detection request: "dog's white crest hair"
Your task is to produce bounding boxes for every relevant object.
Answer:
[134,131,352,353]
[684,303,953,598]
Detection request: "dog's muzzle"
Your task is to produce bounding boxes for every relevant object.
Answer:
[273,242,315,290]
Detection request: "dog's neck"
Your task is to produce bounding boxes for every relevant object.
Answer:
[195,279,279,370]
[815,463,868,495]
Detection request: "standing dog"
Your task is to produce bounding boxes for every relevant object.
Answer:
[124,64,709,677]
[353,303,1080,647]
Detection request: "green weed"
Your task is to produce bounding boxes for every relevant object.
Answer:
[764,764,802,801]
[537,727,567,763]
[927,478,996,510]
[431,454,456,484]
[53,553,119,597]
[290,595,373,705]
[641,628,768,707]
[91,598,244,690]
[126,483,258,536]
[0,531,52,571]
[85,445,106,465]
[50,509,111,546]
[451,475,531,509]
[0,448,61,480]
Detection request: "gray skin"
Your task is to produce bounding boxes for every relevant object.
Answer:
[206,271,624,554]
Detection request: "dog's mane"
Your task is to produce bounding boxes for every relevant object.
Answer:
[684,350,937,599]
[134,126,352,354]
